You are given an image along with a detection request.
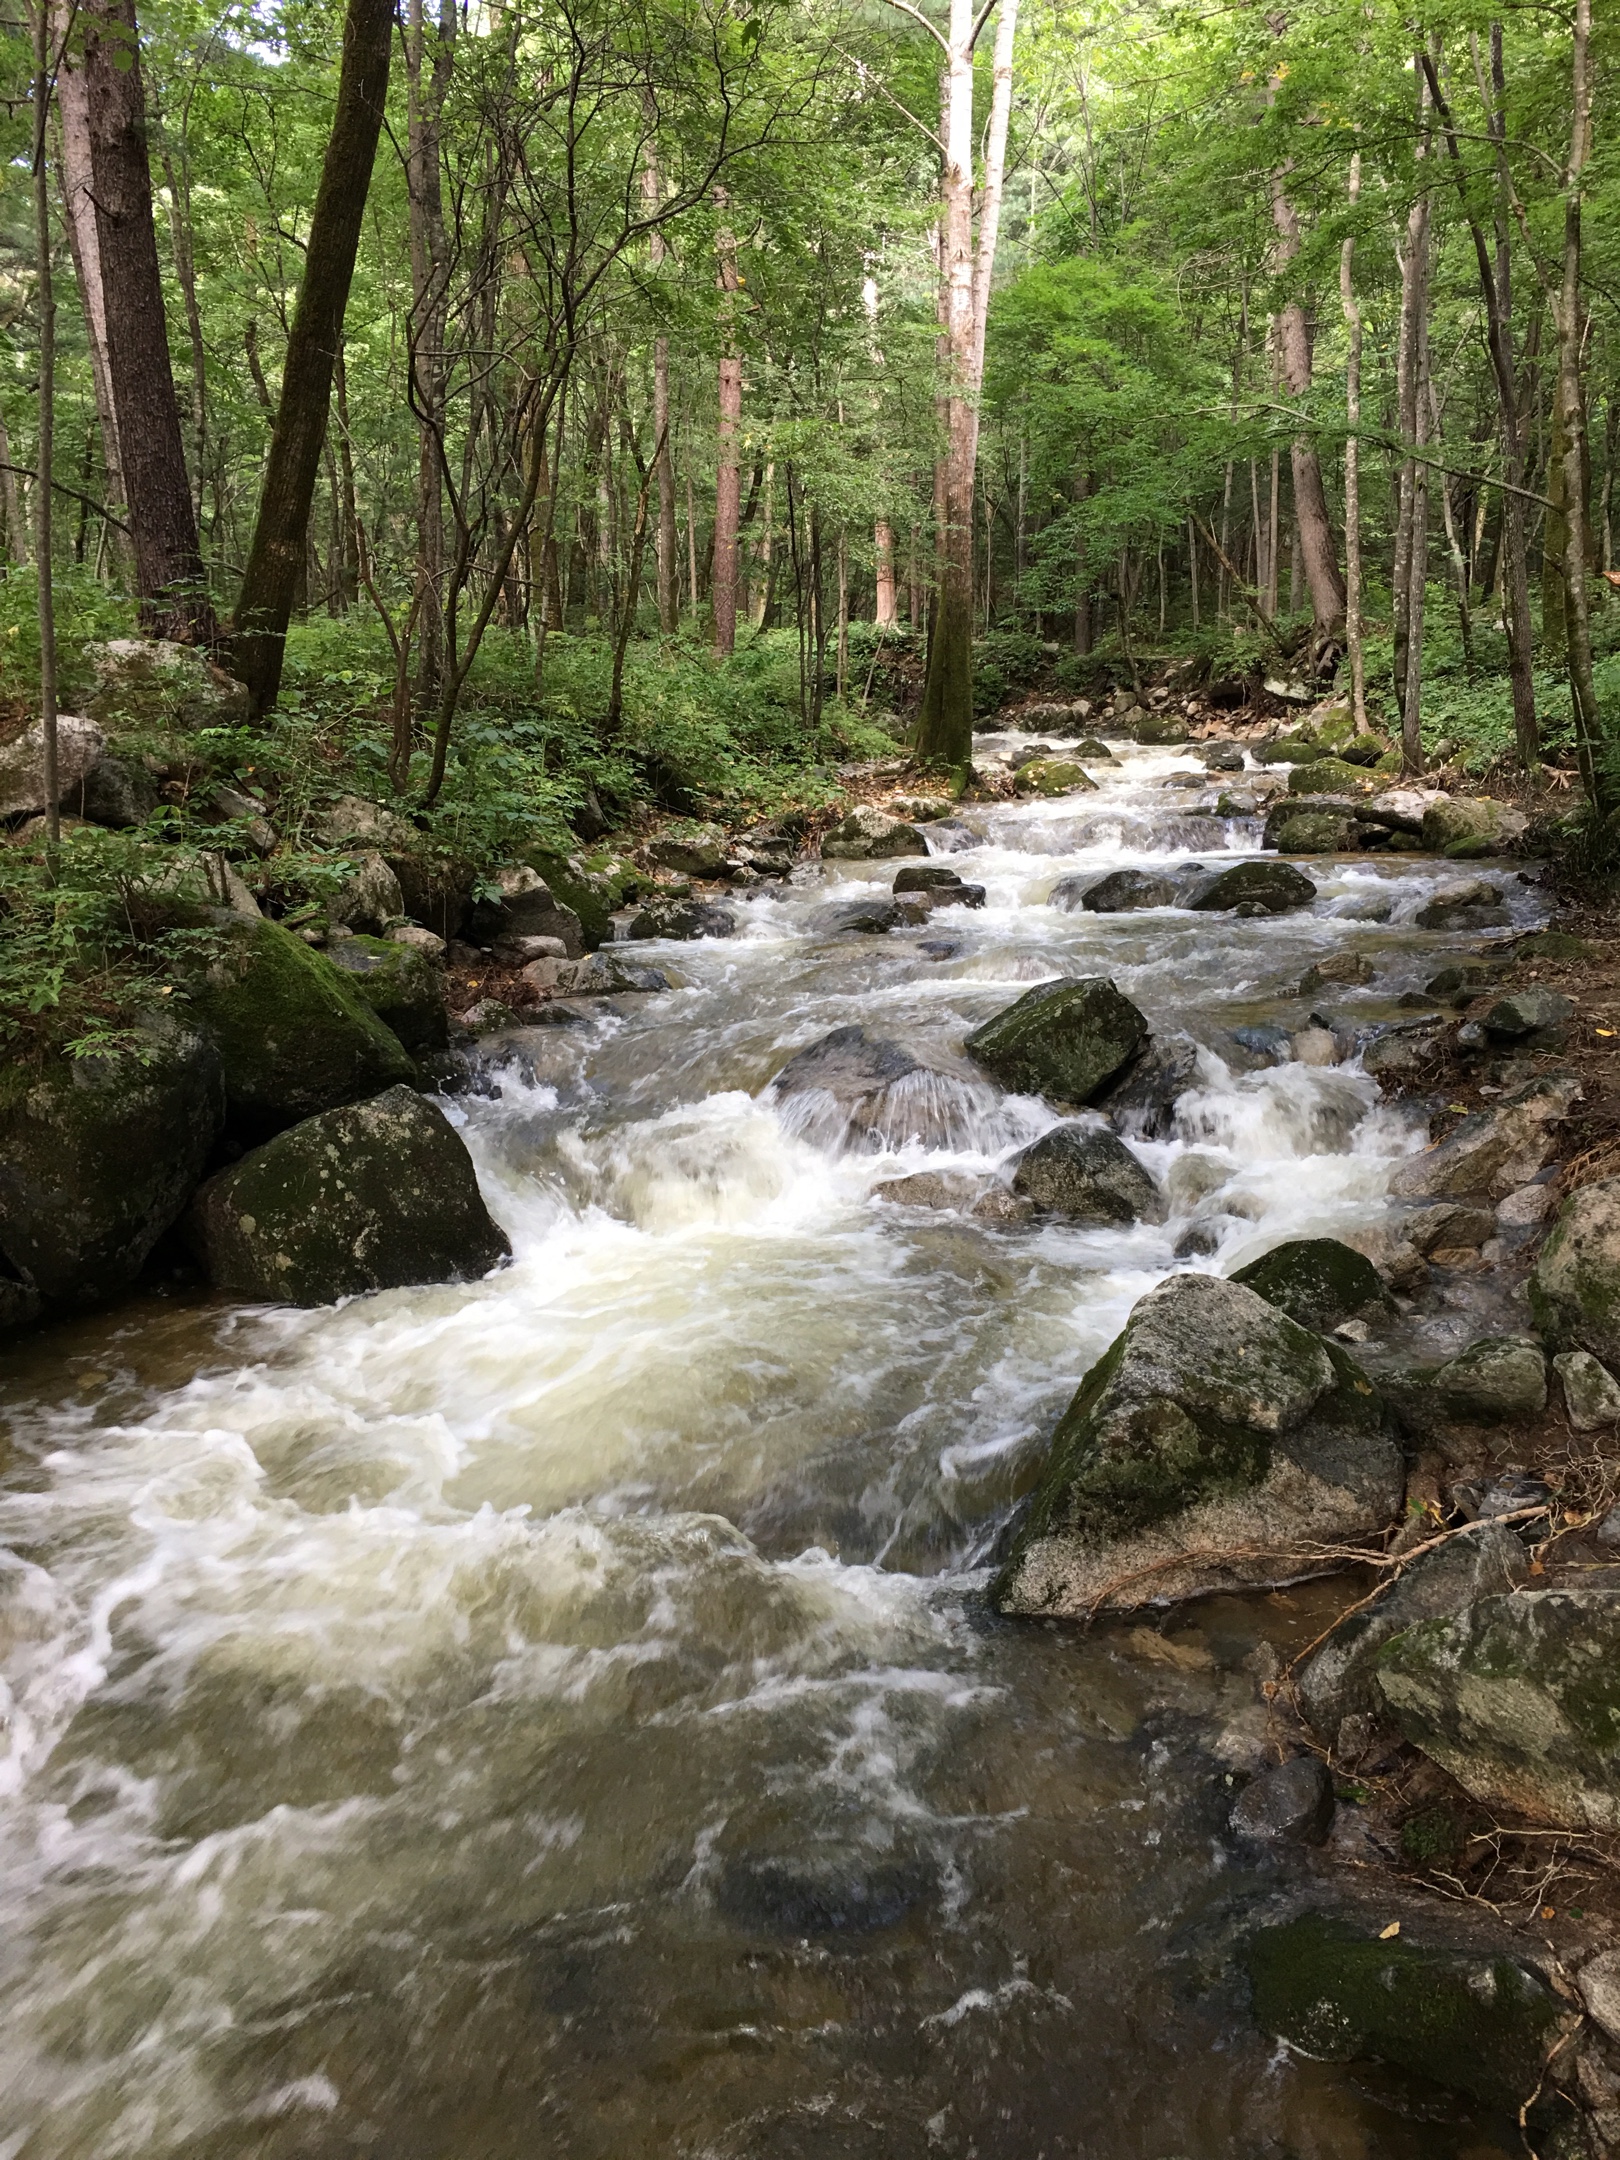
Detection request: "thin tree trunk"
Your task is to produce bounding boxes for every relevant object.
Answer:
[158,141,207,520]
[231,0,394,715]
[1073,465,1092,653]
[84,0,213,643]
[874,517,897,625]
[1555,0,1609,817]
[1392,60,1432,773]
[0,400,28,567]
[686,466,699,614]
[404,0,454,710]
[712,208,743,655]
[1339,151,1367,729]
[1264,441,1280,621]
[836,528,848,701]
[1428,374,1474,673]
[1270,175,1346,658]
[31,0,58,856]
[1187,515,1199,631]
[333,348,360,609]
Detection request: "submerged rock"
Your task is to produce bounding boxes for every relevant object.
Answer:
[1189,862,1317,915]
[1530,1176,1620,1367]
[1009,1124,1166,1226]
[1231,1237,1392,1335]
[0,1015,224,1309]
[187,1084,510,1307]
[1230,1756,1333,1845]
[1377,1589,1620,1830]
[1069,868,1180,914]
[1095,1034,1202,1141]
[809,896,903,937]
[1413,878,1511,931]
[994,1273,1402,1616]
[766,1025,969,1153]
[715,1849,937,1937]
[1244,1913,1570,2110]
[1296,1521,1530,1747]
[821,806,928,859]
[1298,953,1374,995]
[964,977,1149,1107]
[185,916,417,1141]
[326,934,449,1054]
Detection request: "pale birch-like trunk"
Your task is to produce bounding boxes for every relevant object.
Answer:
[1392,65,1432,773]
[711,212,742,655]
[874,518,897,625]
[1338,152,1367,728]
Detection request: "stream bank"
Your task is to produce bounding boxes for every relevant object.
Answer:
[1,717,1618,2159]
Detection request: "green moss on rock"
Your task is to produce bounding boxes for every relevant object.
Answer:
[1245,1913,1568,2109]
[1232,1237,1391,1334]
[1530,1177,1620,1369]
[186,1084,510,1307]
[185,917,416,1141]
[964,977,1149,1106]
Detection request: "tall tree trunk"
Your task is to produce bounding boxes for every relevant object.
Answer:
[1073,466,1092,653]
[641,143,679,636]
[231,0,394,715]
[874,517,897,625]
[83,0,213,642]
[711,209,743,655]
[54,7,123,535]
[158,141,207,521]
[1555,0,1610,818]
[31,0,58,855]
[0,399,28,567]
[333,348,360,609]
[1339,151,1367,728]
[1392,62,1432,773]
[1542,387,1570,660]
[404,0,454,710]
[1270,178,1346,660]
[912,0,1018,774]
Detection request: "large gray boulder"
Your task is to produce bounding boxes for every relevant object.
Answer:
[1413,877,1510,931]
[187,1085,509,1307]
[85,637,251,732]
[0,716,106,817]
[1189,861,1317,915]
[1377,1589,1620,1830]
[1389,1074,1579,1202]
[1296,1520,1530,1747]
[75,752,159,829]
[183,916,416,1142]
[648,821,731,877]
[766,1026,945,1152]
[0,1014,223,1309]
[1009,1125,1166,1226]
[627,895,738,940]
[821,806,928,859]
[1530,1177,1620,1368]
[469,866,585,956]
[964,977,1149,1106]
[994,1273,1402,1616]
[325,851,405,936]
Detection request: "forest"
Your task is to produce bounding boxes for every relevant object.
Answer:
[0,0,1614,891]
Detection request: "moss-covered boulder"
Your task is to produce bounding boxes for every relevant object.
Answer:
[1232,1237,1392,1333]
[1266,808,1361,854]
[648,821,732,877]
[1377,1589,1620,1830]
[1066,868,1180,913]
[0,1014,224,1309]
[1530,1178,1620,1368]
[1428,1334,1548,1420]
[964,977,1149,1106]
[1245,1913,1570,2110]
[1013,757,1099,797]
[1189,862,1317,915]
[1131,711,1189,746]
[1009,1124,1166,1225]
[1421,796,1530,856]
[1297,1520,1529,1747]
[1256,736,1322,765]
[327,935,448,1054]
[85,637,251,733]
[993,1272,1402,1616]
[185,916,416,1141]
[187,1085,509,1307]
[524,849,644,949]
[1288,758,1379,796]
[821,806,929,859]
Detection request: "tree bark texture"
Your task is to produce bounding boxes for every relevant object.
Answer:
[231,0,394,716]
[1339,152,1366,728]
[32,0,58,852]
[711,217,743,656]
[874,518,897,625]
[405,0,455,710]
[1392,73,1431,773]
[54,7,123,524]
[1269,174,1346,653]
[82,0,213,642]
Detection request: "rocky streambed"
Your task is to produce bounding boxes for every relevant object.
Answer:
[2,726,1618,2159]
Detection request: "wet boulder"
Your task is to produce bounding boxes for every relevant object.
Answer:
[766,1025,941,1152]
[648,821,732,878]
[85,636,250,732]
[1131,711,1188,746]
[1189,862,1317,915]
[186,1084,509,1308]
[1421,796,1530,857]
[893,862,966,893]
[1013,756,1099,797]
[1230,1756,1333,1845]
[993,1272,1402,1616]
[1287,758,1379,797]
[1094,1034,1202,1140]
[964,977,1149,1107]
[0,1013,224,1309]
[1428,1335,1547,1421]
[1530,1176,1620,1367]
[1263,797,1362,852]
[821,806,928,860]
[1296,1520,1530,1748]
[627,895,737,940]
[1376,1589,1620,1830]
[1244,1913,1571,2111]
[1009,1124,1166,1226]
[184,915,416,1142]
[1390,1074,1579,1202]
[1554,1349,1620,1430]
[1067,868,1180,914]
[1413,877,1510,932]
[809,896,903,936]
[1298,952,1374,995]
[0,715,106,818]
[325,850,405,936]
[1198,742,1246,773]
[326,934,448,1054]
[1424,959,1504,1006]
[1232,1237,1393,1335]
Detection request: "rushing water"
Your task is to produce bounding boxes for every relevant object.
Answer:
[0,736,1548,2160]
